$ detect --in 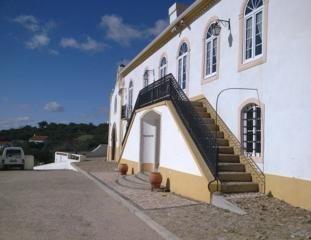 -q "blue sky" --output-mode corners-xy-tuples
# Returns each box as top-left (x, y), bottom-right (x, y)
(0, 0), (193, 130)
